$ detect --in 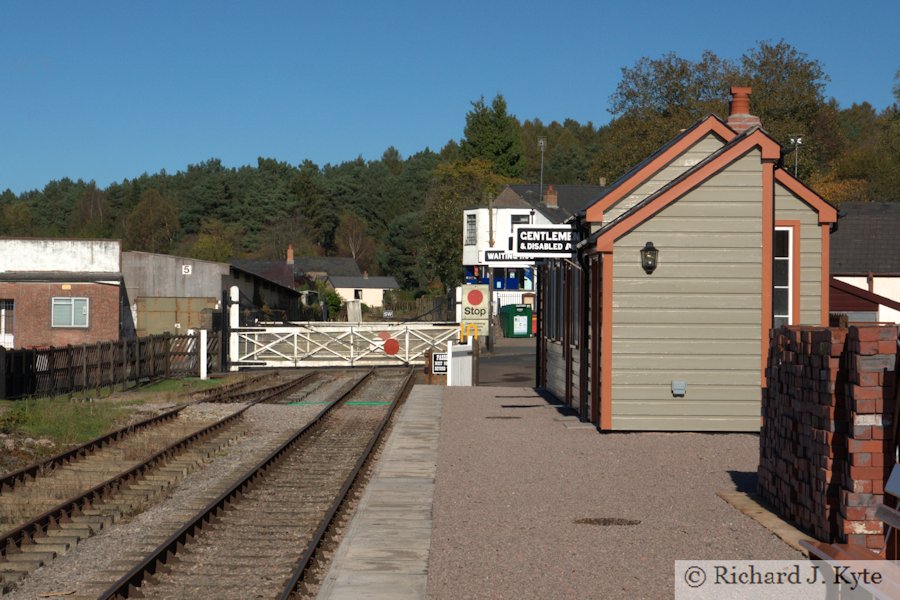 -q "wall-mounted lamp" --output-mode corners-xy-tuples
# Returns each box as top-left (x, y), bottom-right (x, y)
(640, 242), (658, 274)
